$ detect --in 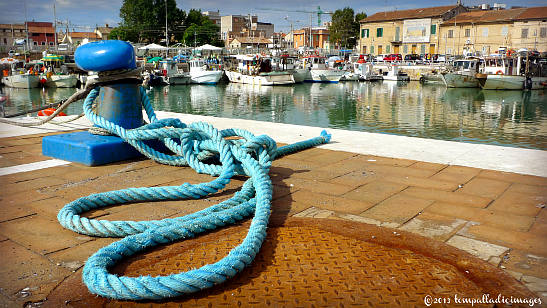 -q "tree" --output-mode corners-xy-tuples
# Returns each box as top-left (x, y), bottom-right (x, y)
(329, 8), (366, 49)
(181, 9), (222, 47)
(117, 0), (185, 43)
